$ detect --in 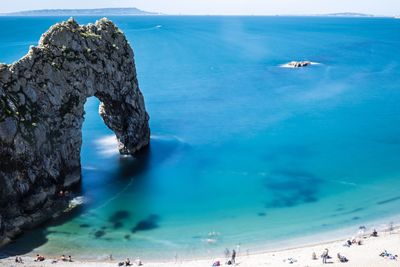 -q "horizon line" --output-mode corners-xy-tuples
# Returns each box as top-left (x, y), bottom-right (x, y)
(0, 7), (397, 17)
